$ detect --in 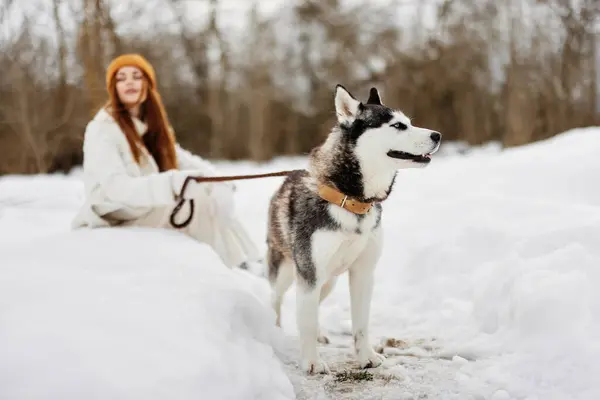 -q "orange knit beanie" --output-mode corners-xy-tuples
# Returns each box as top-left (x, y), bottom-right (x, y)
(105, 53), (157, 92)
